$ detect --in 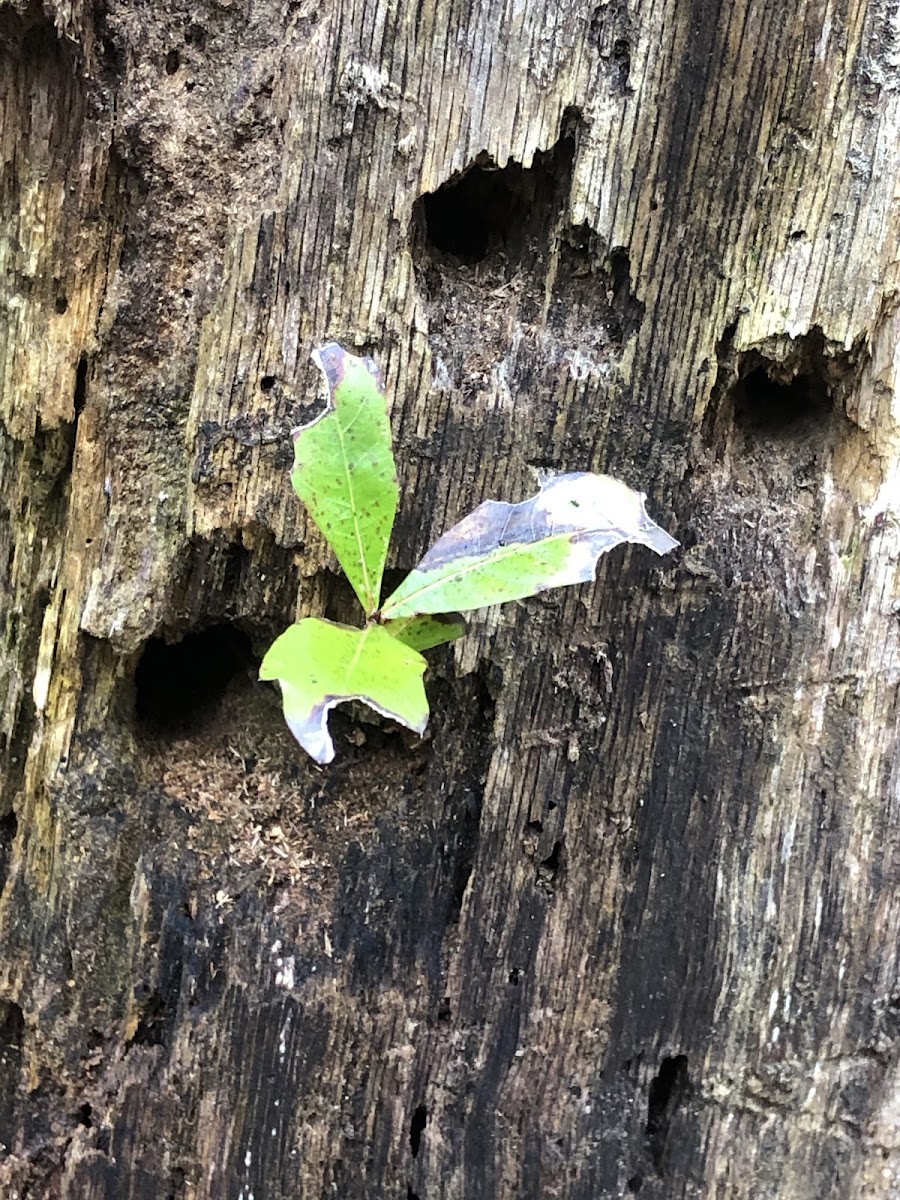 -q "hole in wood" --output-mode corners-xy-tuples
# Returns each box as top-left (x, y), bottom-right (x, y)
(0, 1002), (24, 1058)
(413, 130), (576, 266)
(74, 354), (88, 417)
(0, 1001), (25, 1146)
(0, 811), (18, 897)
(541, 840), (562, 872)
(645, 1054), (689, 1174)
(55, 295), (68, 314)
(420, 161), (515, 262)
(409, 1104), (428, 1158)
(732, 365), (830, 436)
(165, 48), (180, 74)
(705, 324), (850, 455)
(612, 38), (632, 89)
(135, 624), (255, 737)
